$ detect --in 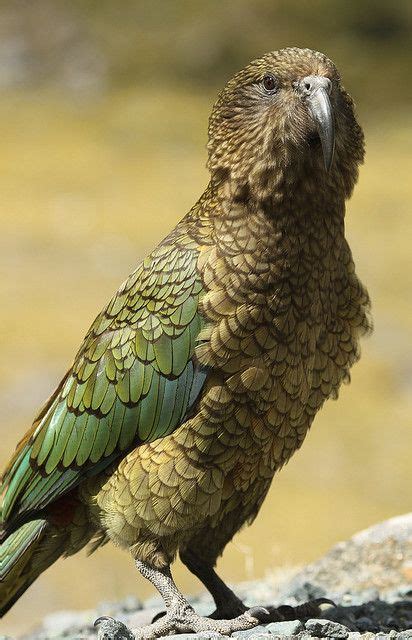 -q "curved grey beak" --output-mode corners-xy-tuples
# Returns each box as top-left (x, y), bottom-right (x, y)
(299, 75), (335, 171)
